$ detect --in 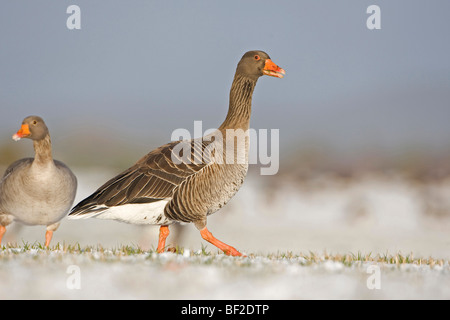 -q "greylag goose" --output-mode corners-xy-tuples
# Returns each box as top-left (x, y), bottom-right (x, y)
(0, 116), (77, 247)
(69, 51), (285, 256)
